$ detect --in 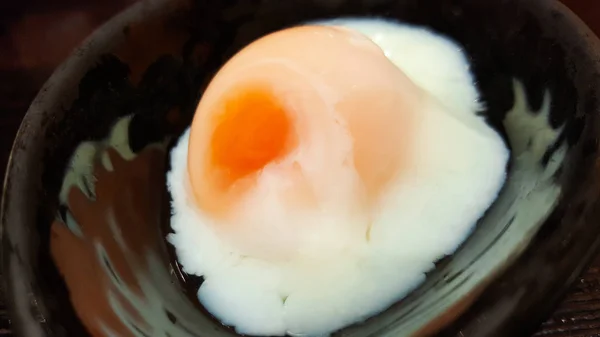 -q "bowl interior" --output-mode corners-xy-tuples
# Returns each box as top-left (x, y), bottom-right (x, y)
(4, 0), (600, 336)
